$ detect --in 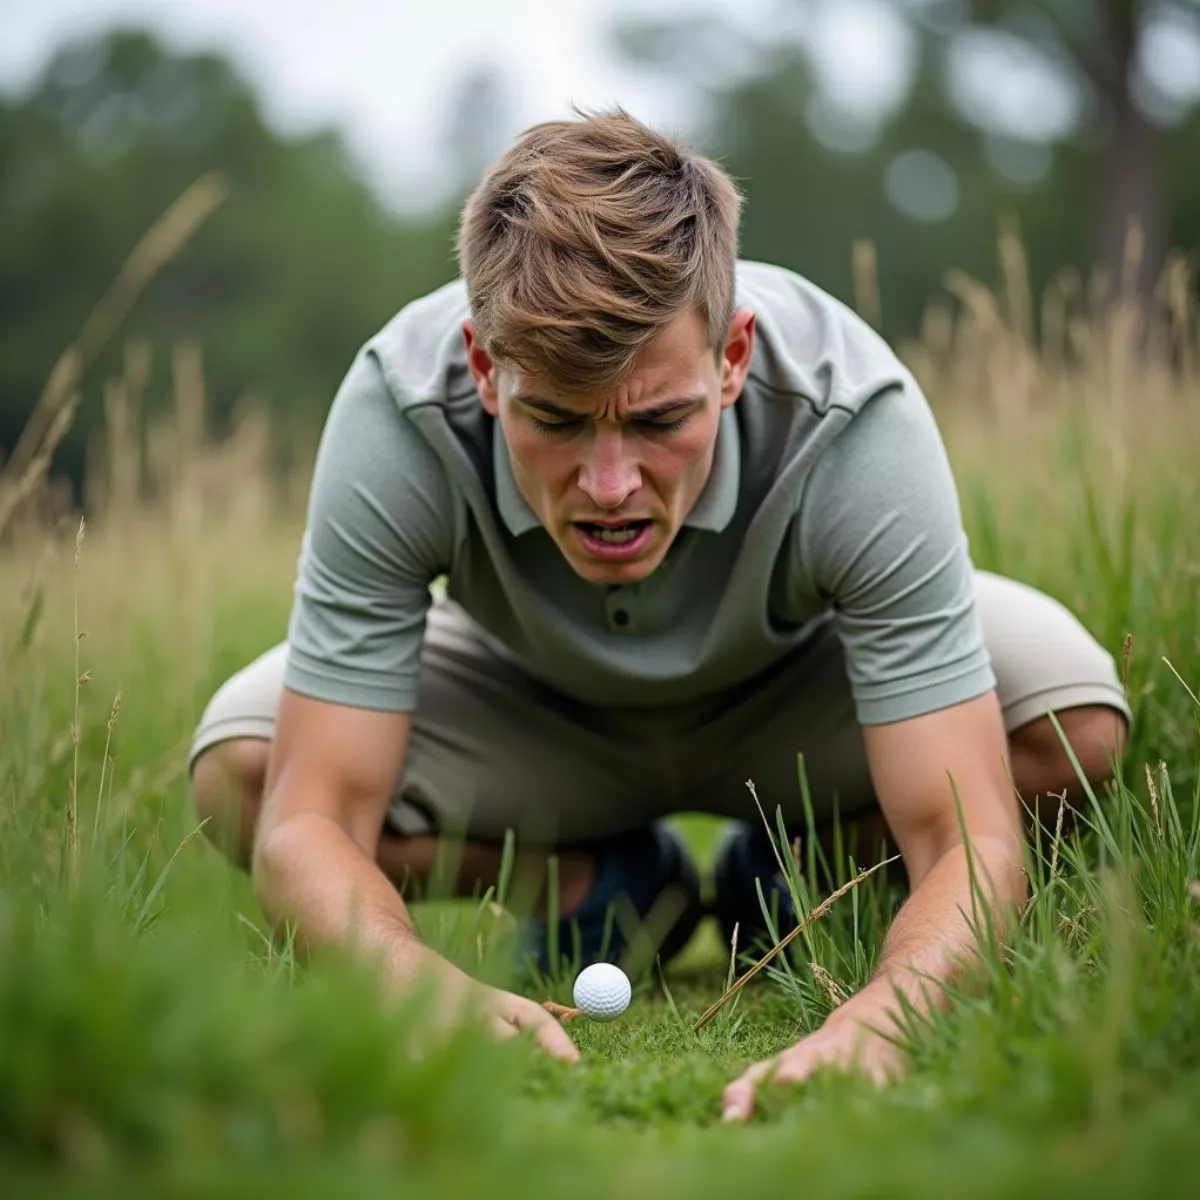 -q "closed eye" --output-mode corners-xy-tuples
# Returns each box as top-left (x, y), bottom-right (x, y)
(530, 417), (584, 435)
(530, 415), (691, 436)
(635, 415), (690, 434)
